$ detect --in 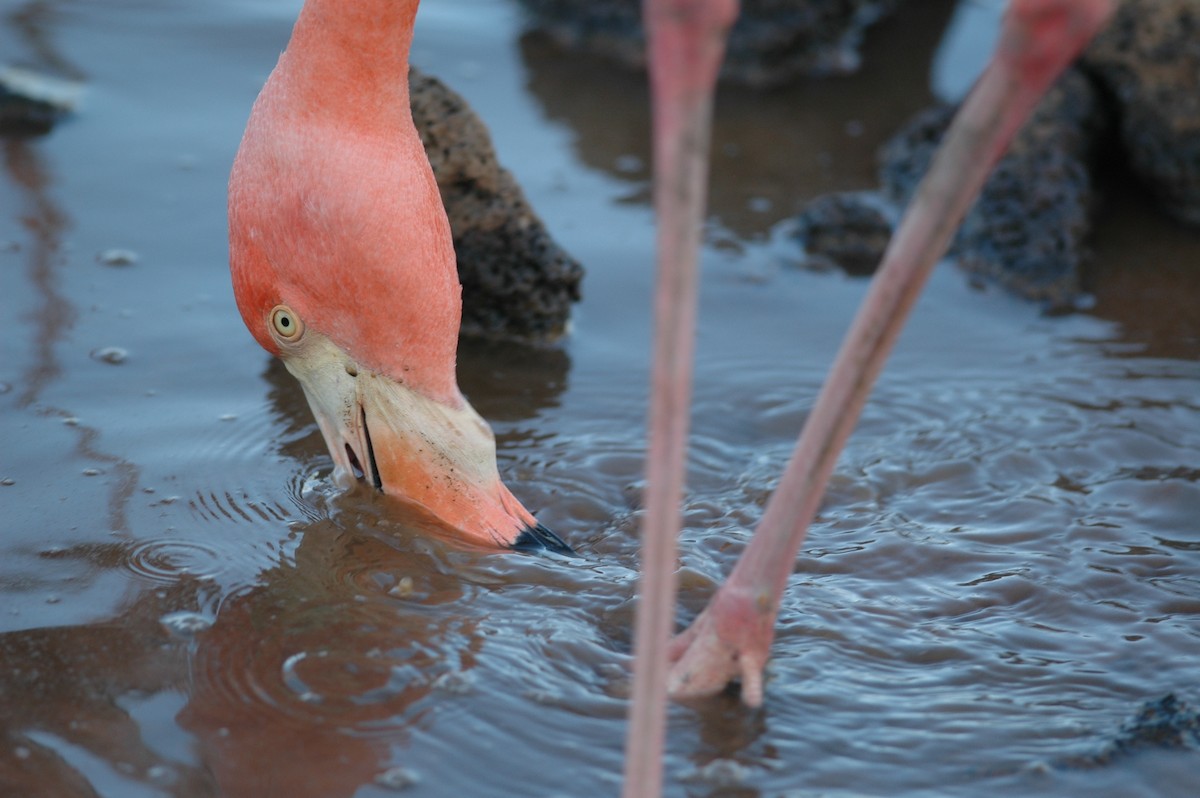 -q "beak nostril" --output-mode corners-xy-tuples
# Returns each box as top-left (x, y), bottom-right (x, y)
(344, 443), (365, 481)
(345, 363), (358, 377)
